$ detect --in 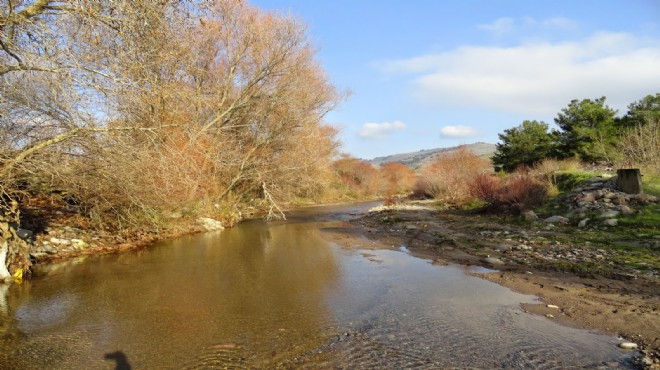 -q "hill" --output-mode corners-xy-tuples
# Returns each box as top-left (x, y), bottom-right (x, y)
(366, 142), (496, 168)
